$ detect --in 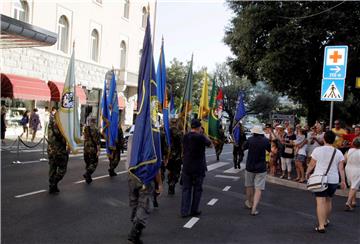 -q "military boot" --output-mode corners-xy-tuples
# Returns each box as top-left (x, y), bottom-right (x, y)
(108, 169), (117, 177)
(83, 172), (92, 184)
(127, 223), (144, 244)
(49, 184), (58, 194)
